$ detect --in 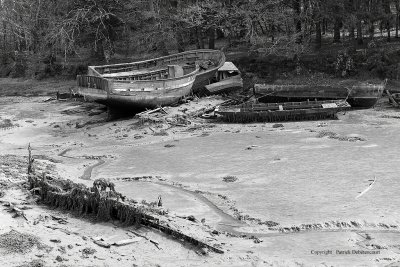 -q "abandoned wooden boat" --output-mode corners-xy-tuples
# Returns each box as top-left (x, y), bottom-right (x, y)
(77, 64), (199, 110)
(86, 49), (225, 92)
(204, 62), (243, 94)
(254, 83), (385, 108)
(214, 100), (351, 123)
